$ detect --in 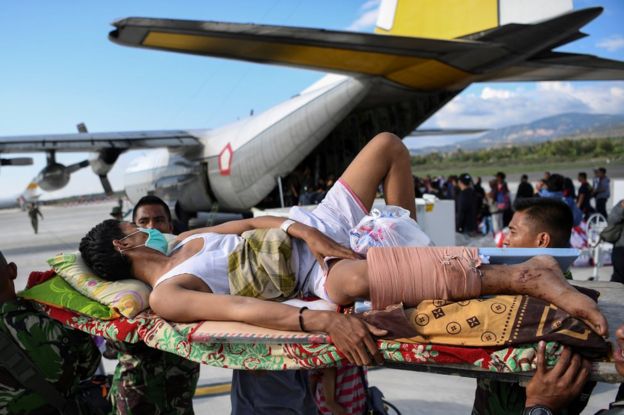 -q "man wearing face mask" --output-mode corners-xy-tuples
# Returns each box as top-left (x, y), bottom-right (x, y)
(106, 195), (200, 415)
(116, 196), (318, 414)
